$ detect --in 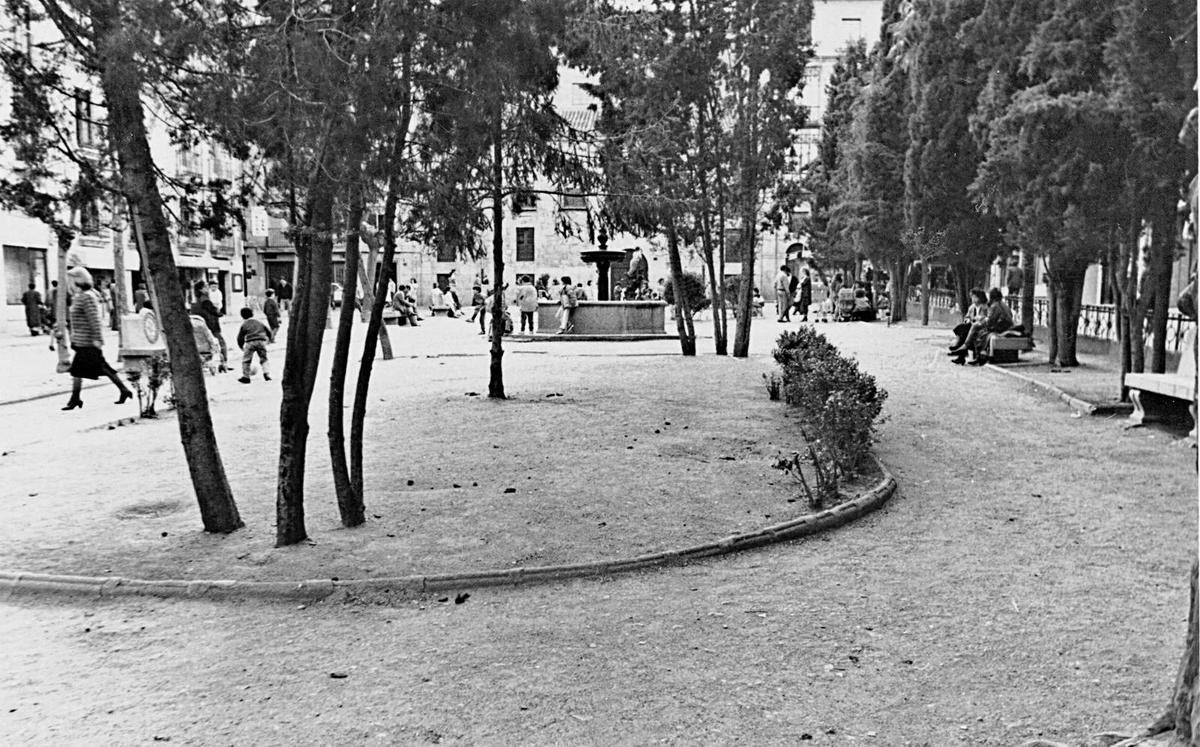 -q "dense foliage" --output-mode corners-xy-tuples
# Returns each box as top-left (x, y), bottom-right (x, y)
(814, 0), (1196, 368)
(772, 328), (887, 506)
